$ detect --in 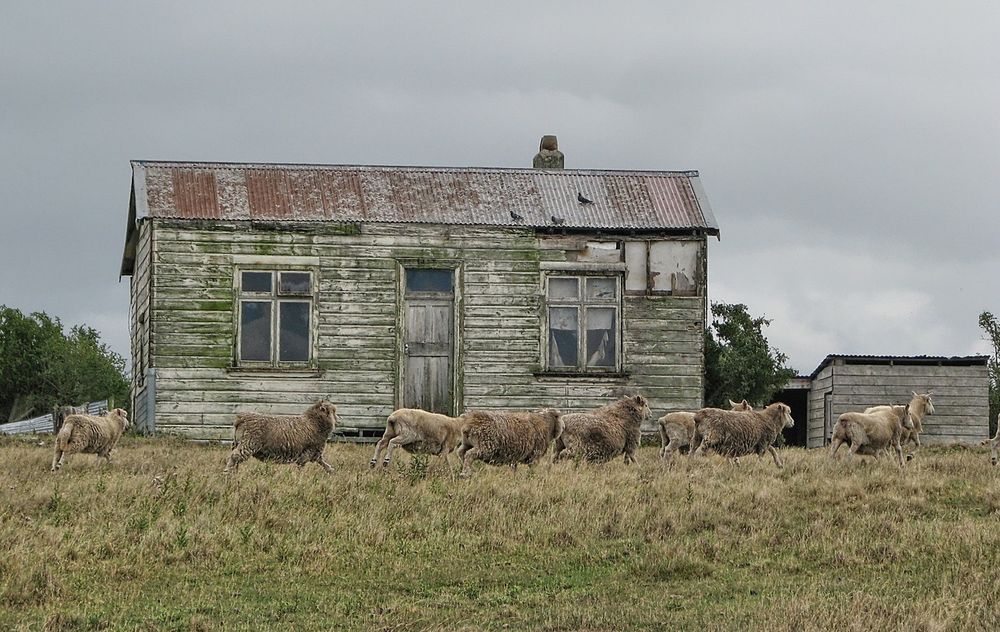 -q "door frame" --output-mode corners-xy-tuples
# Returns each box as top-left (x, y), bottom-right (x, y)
(394, 260), (463, 415)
